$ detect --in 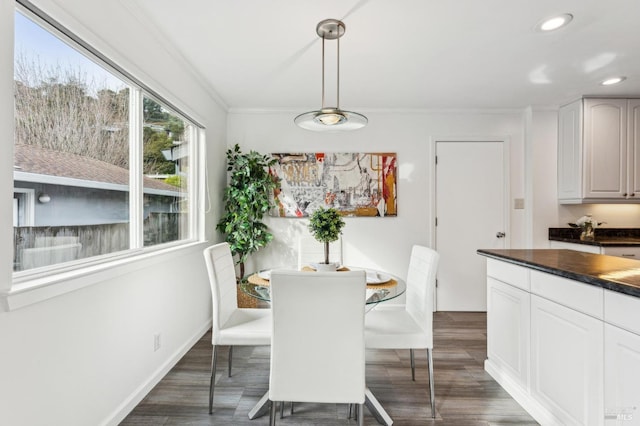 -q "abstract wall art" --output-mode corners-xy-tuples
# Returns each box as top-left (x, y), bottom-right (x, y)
(269, 152), (397, 218)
